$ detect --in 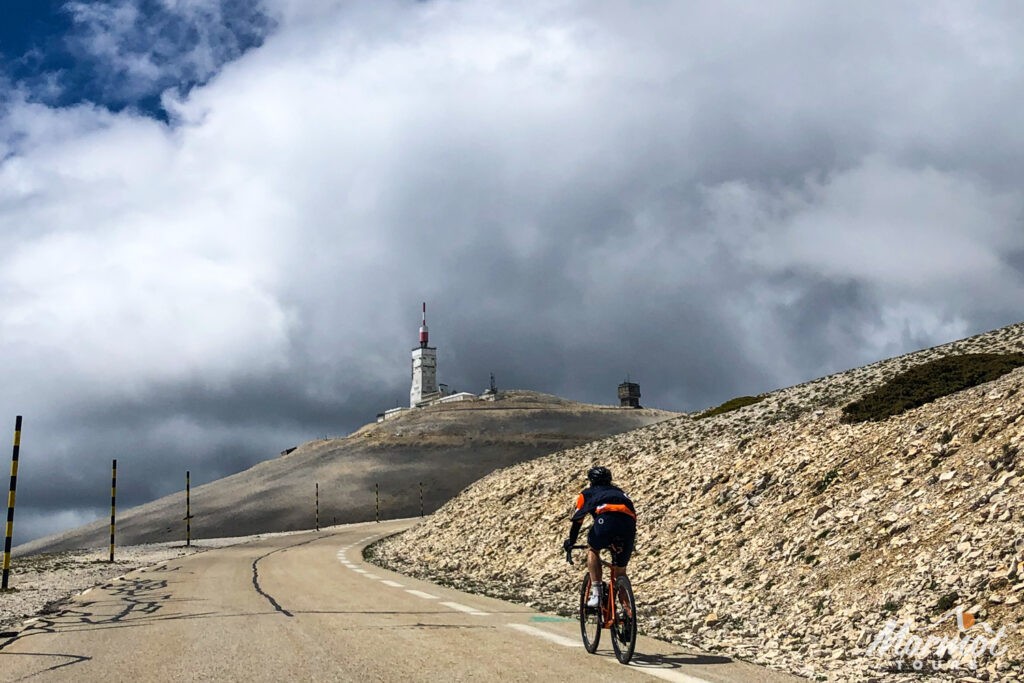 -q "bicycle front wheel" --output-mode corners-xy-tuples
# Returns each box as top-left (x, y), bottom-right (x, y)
(609, 575), (637, 664)
(579, 574), (601, 653)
